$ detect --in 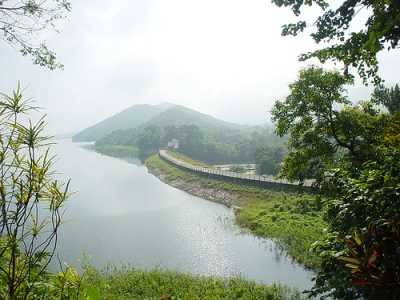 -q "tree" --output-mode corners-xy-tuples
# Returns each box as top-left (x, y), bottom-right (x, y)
(178, 125), (204, 159)
(255, 146), (285, 176)
(136, 125), (163, 160)
(272, 0), (400, 84)
(272, 66), (387, 184)
(0, 0), (71, 69)
(0, 85), (69, 298)
(372, 83), (400, 114)
(273, 67), (400, 298)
